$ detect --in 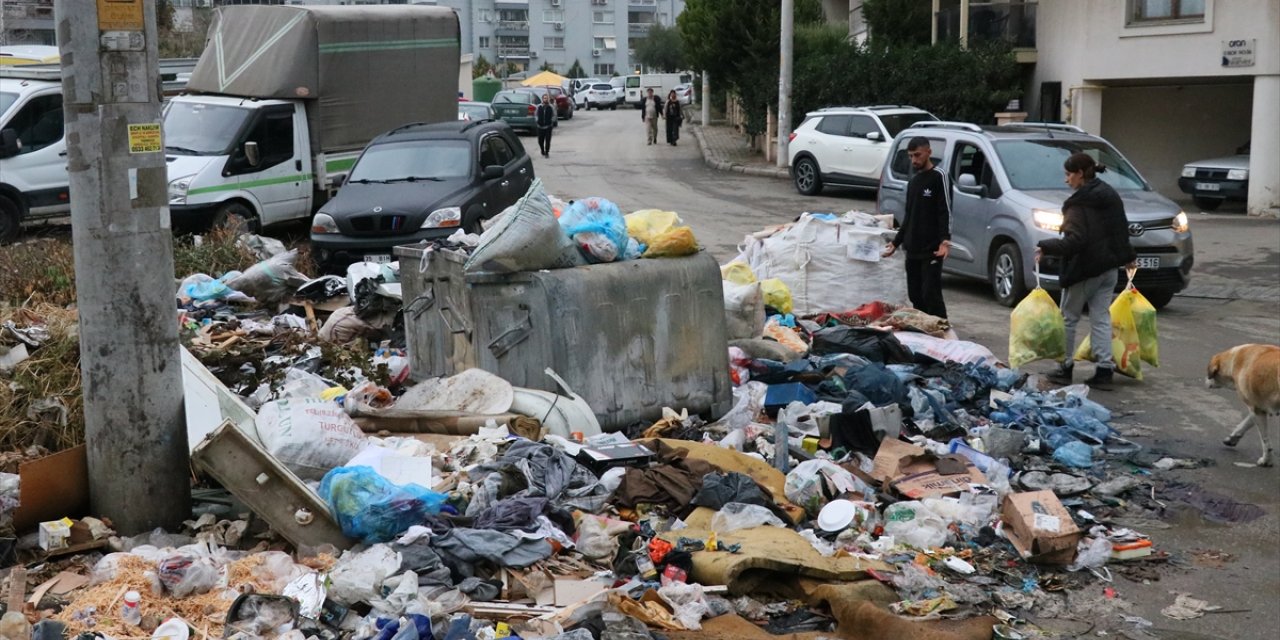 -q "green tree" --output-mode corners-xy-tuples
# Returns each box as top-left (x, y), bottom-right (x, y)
(156, 0), (174, 34)
(473, 54), (493, 78)
(567, 59), (586, 78)
(505, 61), (521, 76)
(539, 61), (557, 72)
(862, 0), (933, 47)
(633, 23), (684, 72)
